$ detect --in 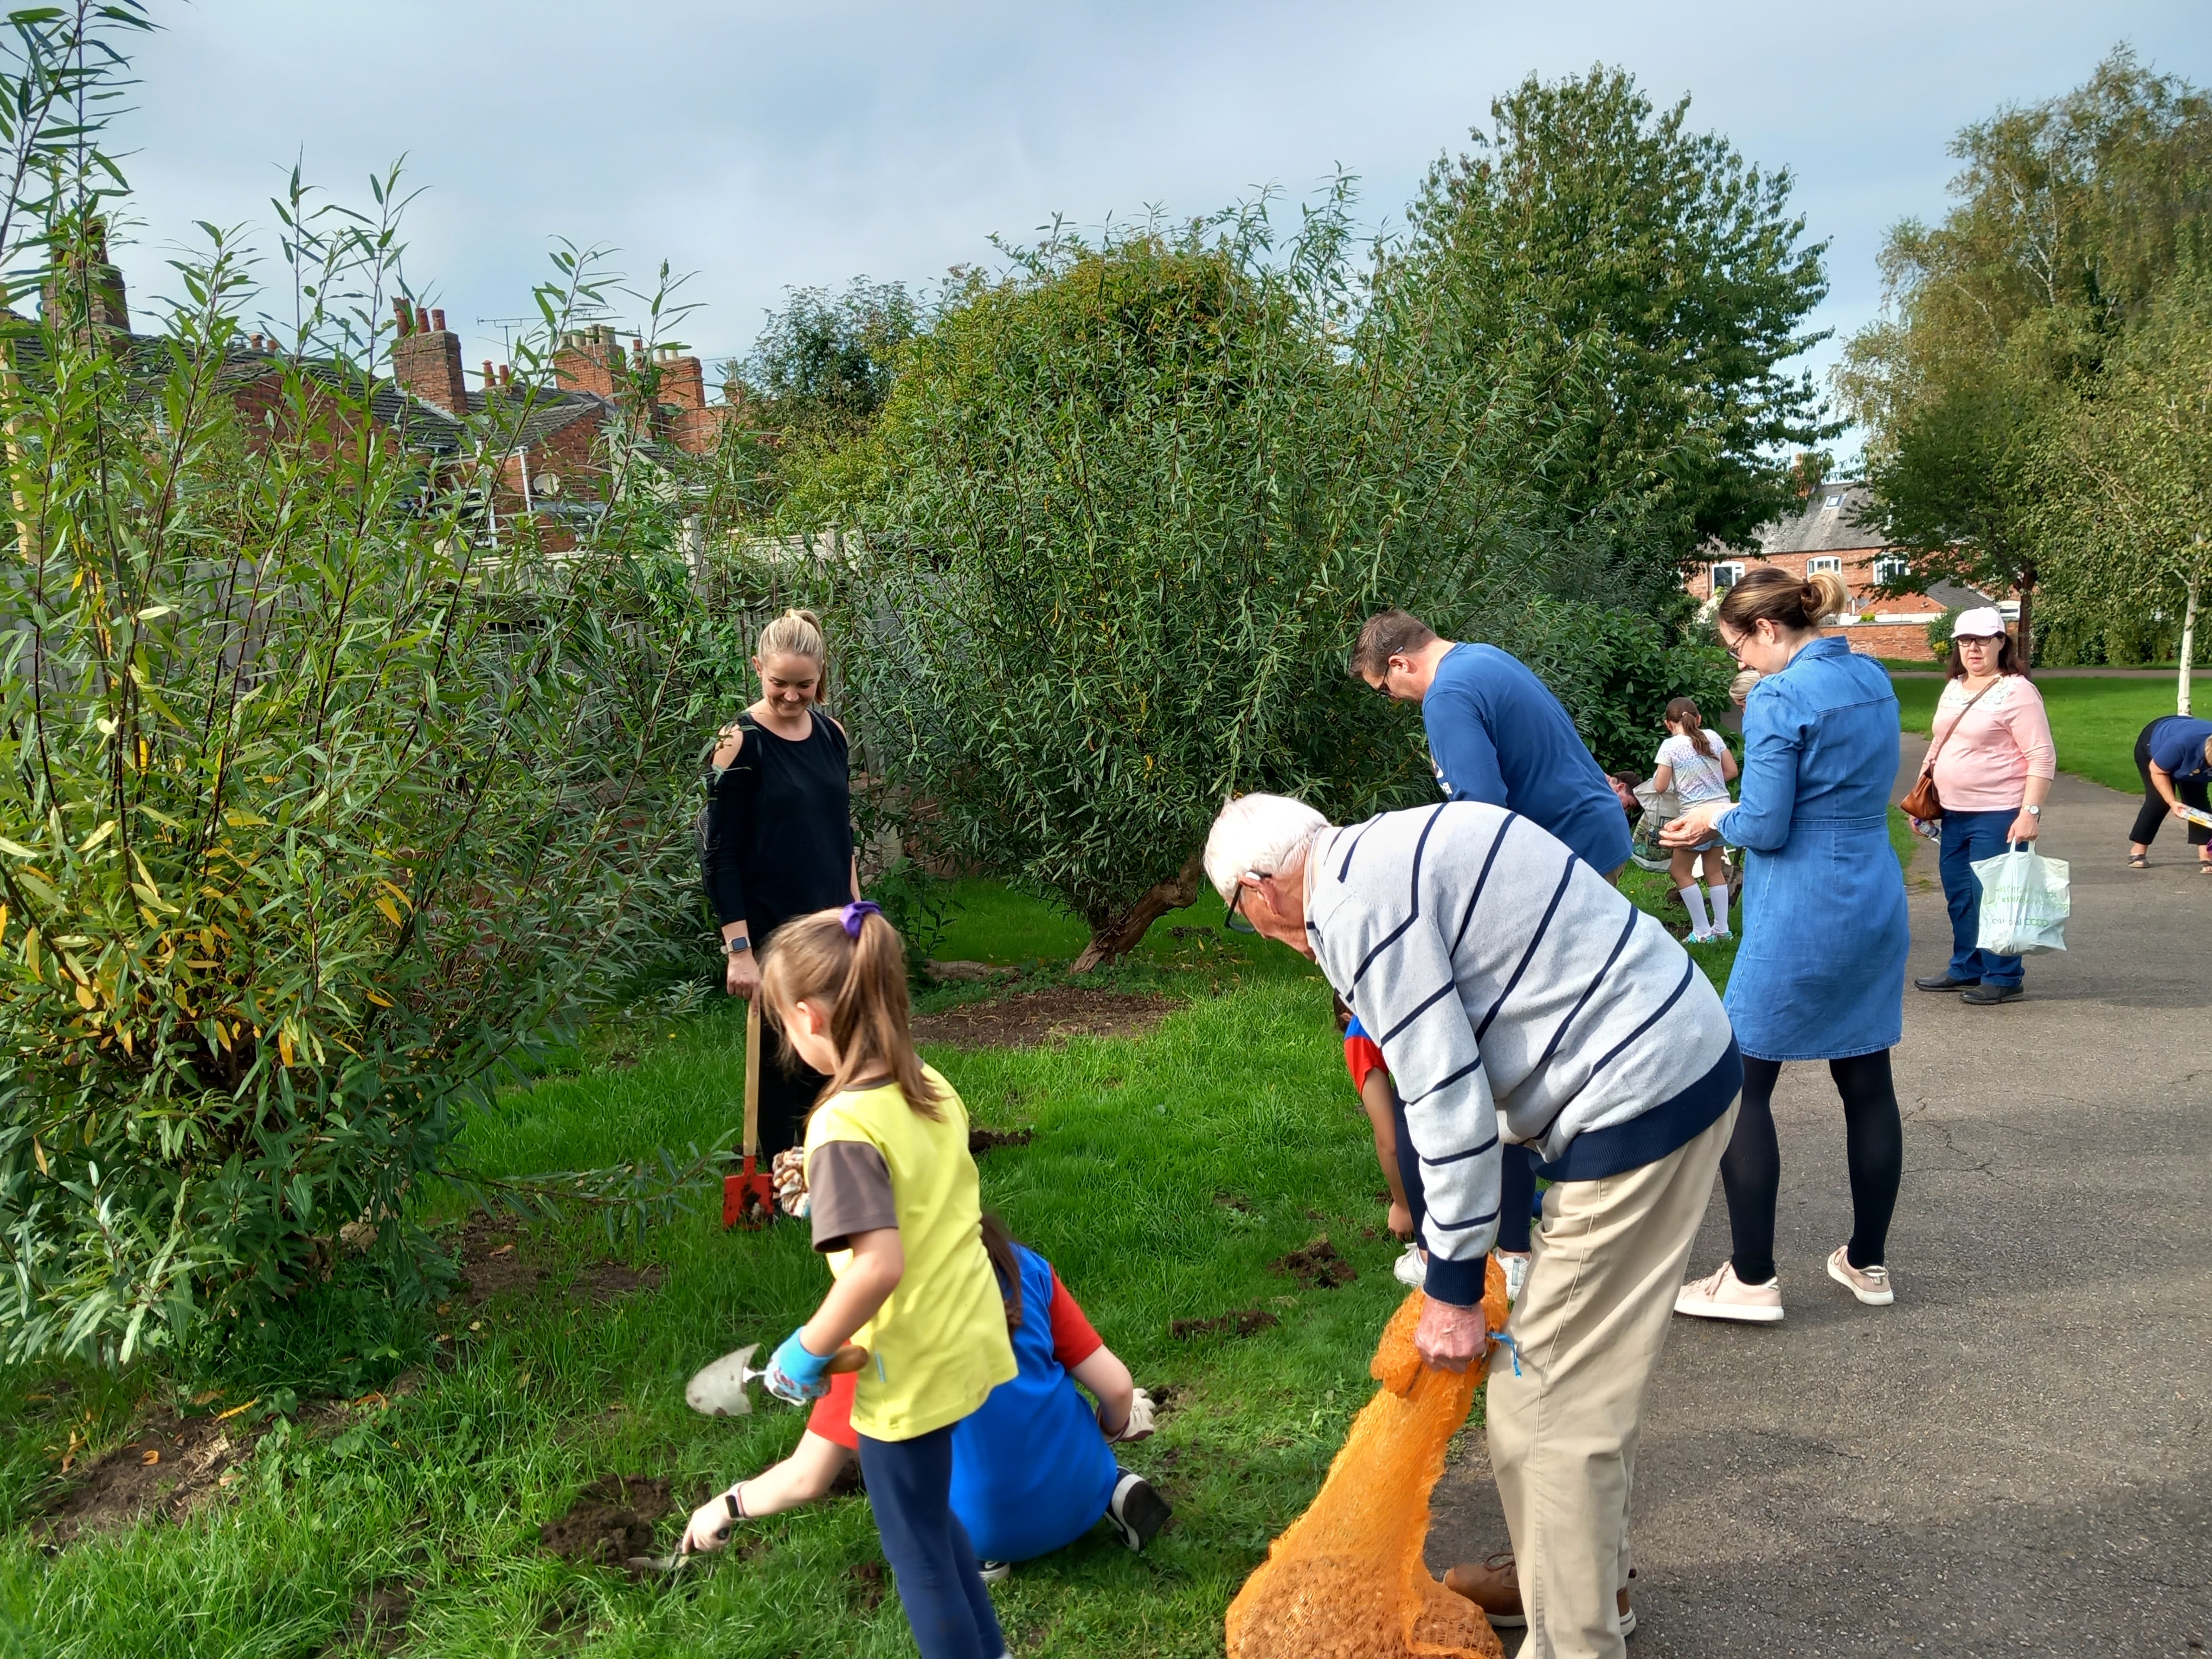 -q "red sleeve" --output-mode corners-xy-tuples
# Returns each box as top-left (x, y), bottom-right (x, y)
(805, 1365), (859, 1451)
(1046, 1270), (1104, 1368)
(1343, 1032), (1386, 1097)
